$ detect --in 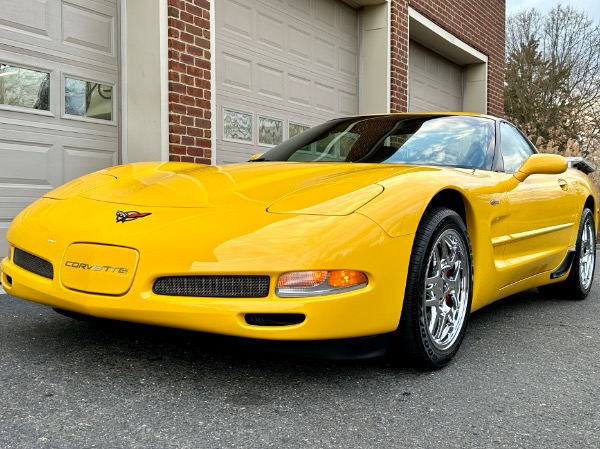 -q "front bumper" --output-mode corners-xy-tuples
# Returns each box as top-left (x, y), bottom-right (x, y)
(2, 198), (415, 342)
